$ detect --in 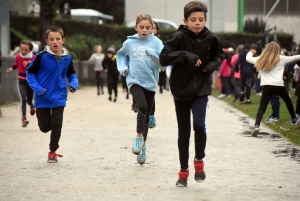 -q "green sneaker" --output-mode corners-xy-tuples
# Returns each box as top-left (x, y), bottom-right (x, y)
(149, 115), (156, 128)
(137, 146), (146, 164)
(132, 136), (144, 155)
(137, 146), (147, 165)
